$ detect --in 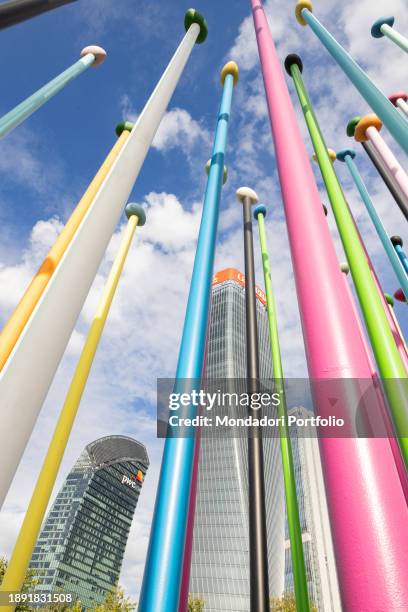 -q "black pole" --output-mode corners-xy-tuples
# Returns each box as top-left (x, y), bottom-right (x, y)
(0, 0), (77, 29)
(362, 140), (408, 221)
(238, 187), (270, 612)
